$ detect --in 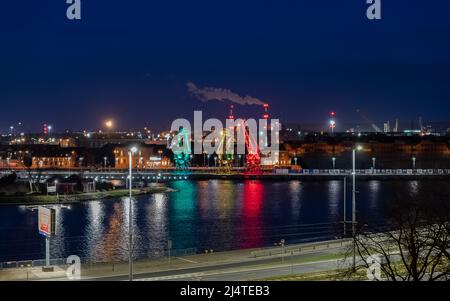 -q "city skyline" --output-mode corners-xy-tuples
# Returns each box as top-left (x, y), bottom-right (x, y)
(1, 1), (450, 286)
(1, 1), (450, 132)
